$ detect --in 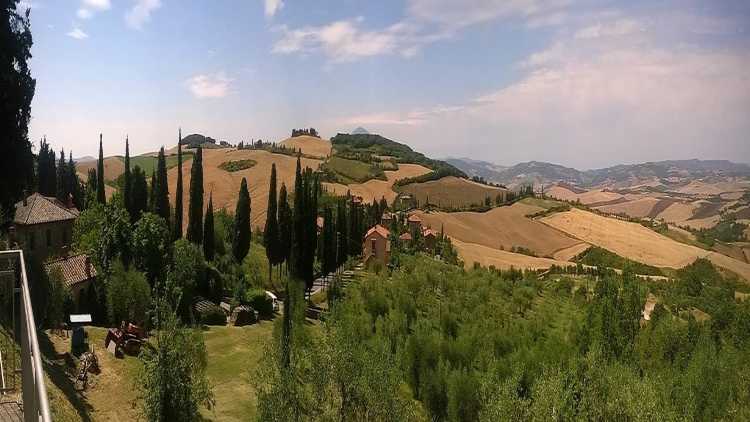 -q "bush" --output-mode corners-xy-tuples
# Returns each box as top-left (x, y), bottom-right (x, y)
(245, 289), (274, 318)
(198, 306), (226, 325)
(107, 260), (152, 325)
(219, 159), (257, 172)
